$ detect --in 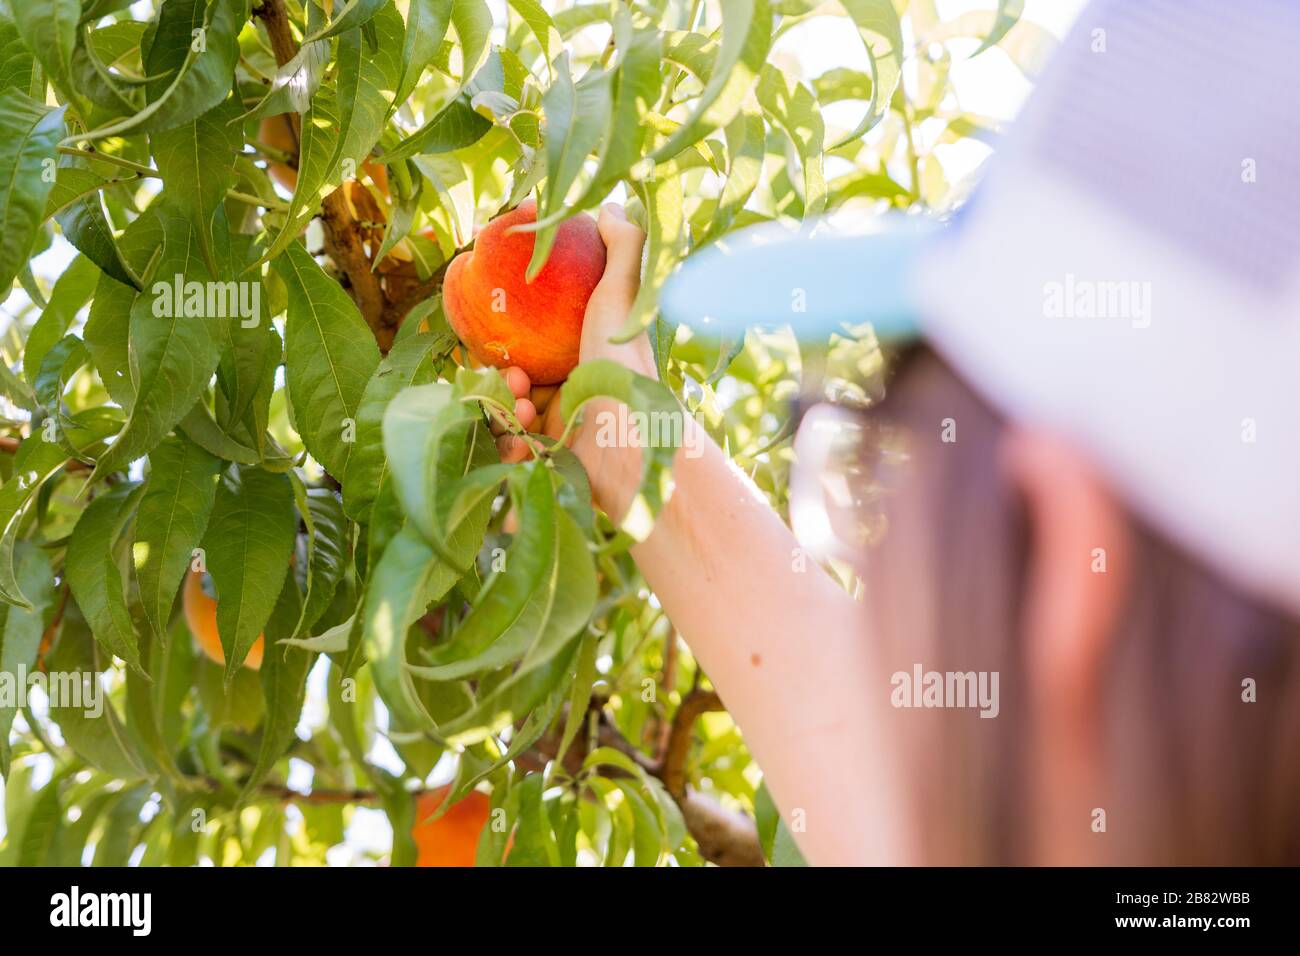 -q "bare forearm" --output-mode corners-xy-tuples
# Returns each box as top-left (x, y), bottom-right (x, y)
(581, 417), (901, 864)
